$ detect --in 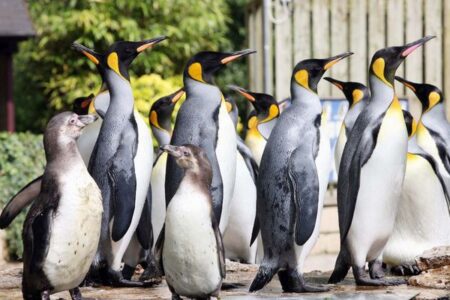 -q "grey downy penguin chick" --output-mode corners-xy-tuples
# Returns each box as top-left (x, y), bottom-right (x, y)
(383, 77), (450, 275)
(72, 37), (166, 287)
(21, 112), (102, 300)
(249, 52), (352, 293)
(156, 144), (225, 299)
(329, 36), (434, 286)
